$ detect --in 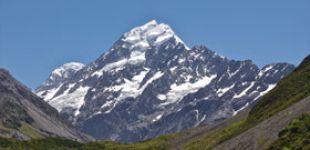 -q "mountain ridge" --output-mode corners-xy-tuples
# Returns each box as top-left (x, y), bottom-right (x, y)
(181, 54), (310, 150)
